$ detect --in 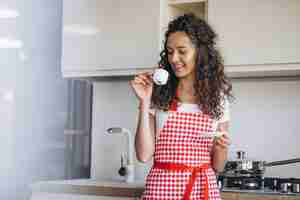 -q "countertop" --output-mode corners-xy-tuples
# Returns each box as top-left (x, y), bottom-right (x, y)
(31, 179), (145, 198)
(31, 179), (300, 199)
